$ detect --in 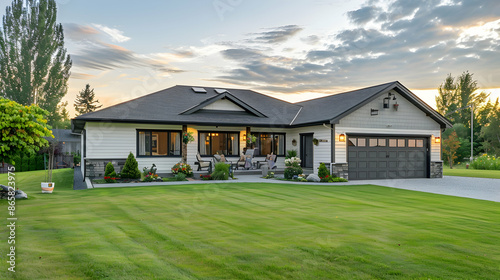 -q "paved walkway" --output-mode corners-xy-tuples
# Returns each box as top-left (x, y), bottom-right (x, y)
(89, 175), (500, 202)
